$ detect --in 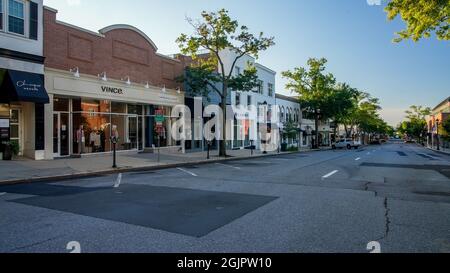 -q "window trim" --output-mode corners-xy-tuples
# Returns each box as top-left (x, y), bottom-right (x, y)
(7, 0), (26, 37)
(0, 0), (4, 31)
(257, 80), (264, 94)
(268, 82), (274, 97)
(29, 0), (37, 40)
